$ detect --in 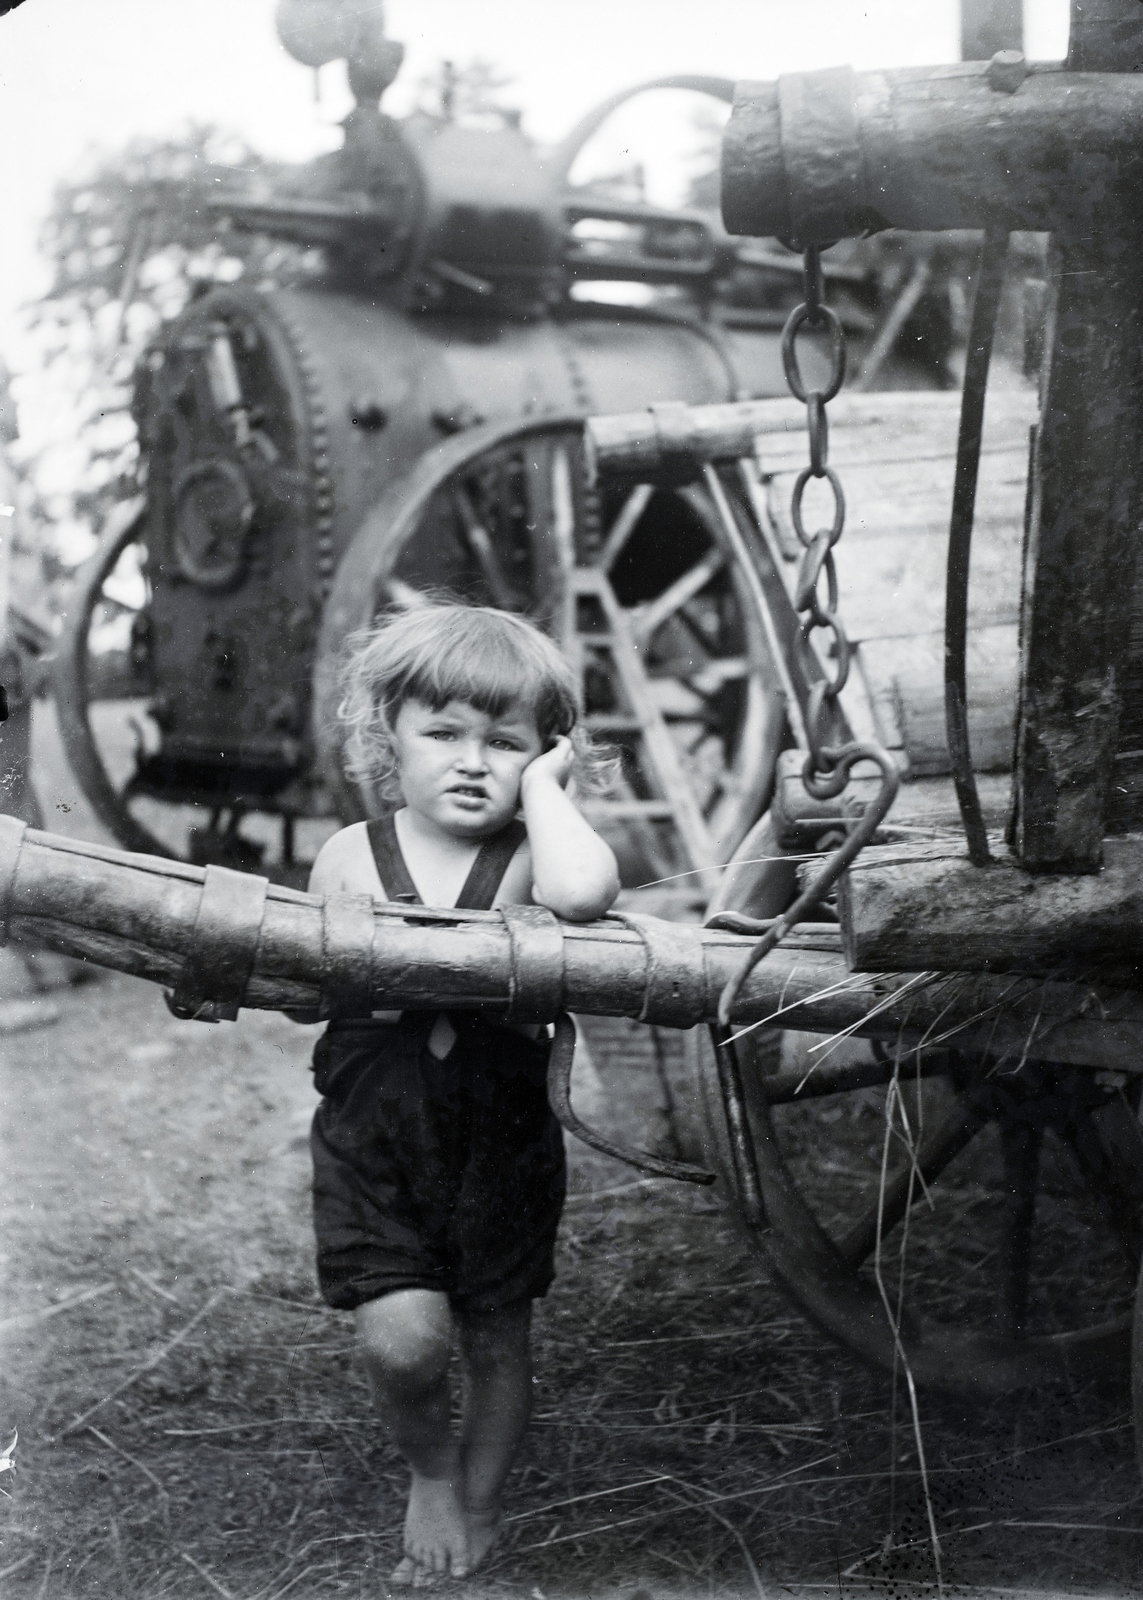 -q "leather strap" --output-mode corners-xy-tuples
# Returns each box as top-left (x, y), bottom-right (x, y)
(499, 902), (565, 1022)
(0, 815), (27, 947)
(456, 819), (527, 910)
(322, 891), (376, 1019)
(609, 911), (709, 1027)
(367, 814), (420, 902)
(169, 864), (268, 1021)
(367, 813), (526, 912)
